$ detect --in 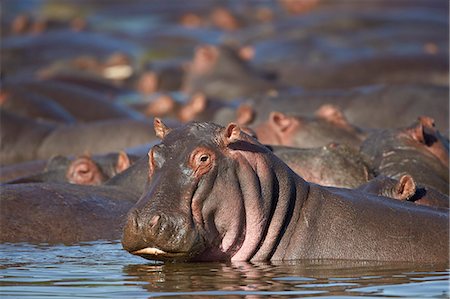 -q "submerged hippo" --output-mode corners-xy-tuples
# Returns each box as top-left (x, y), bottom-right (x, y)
(252, 105), (366, 149)
(122, 119), (448, 263)
(360, 116), (449, 195)
(357, 174), (449, 209)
